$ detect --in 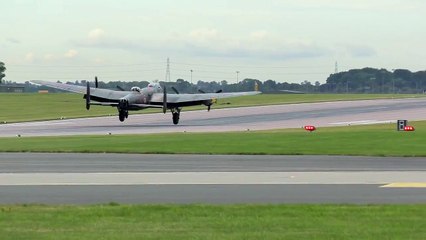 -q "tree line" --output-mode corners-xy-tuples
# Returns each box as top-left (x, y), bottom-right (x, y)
(1, 61), (426, 94)
(324, 68), (426, 94)
(39, 68), (425, 94)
